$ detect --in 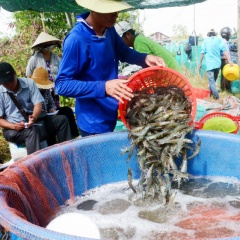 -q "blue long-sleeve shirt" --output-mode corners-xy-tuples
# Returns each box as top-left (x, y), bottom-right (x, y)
(56, 13), (147, 134)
